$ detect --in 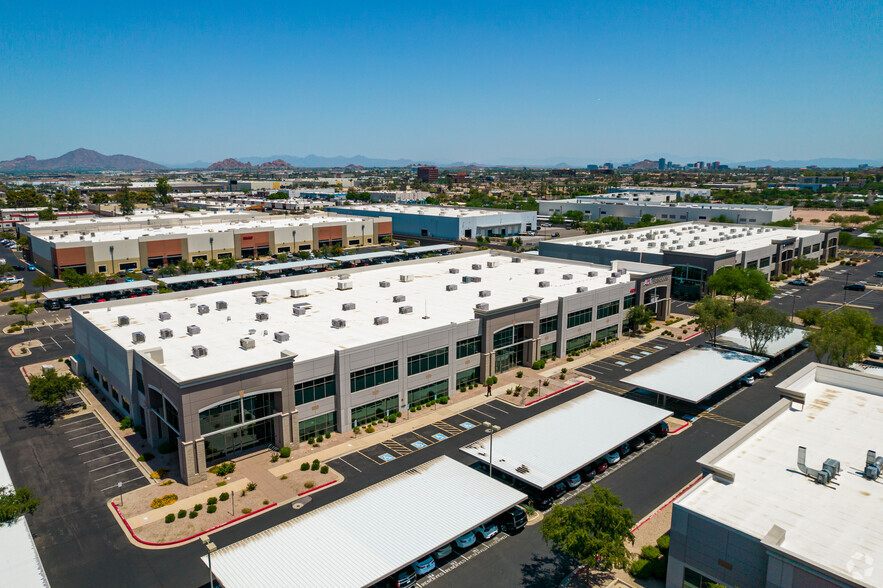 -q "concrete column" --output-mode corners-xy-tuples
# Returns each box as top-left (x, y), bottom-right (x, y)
(480, 351), (494, 380)
(179, 438), (207, 485)
(275, 410), (299, 449)
(524, 338), (539, 365)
